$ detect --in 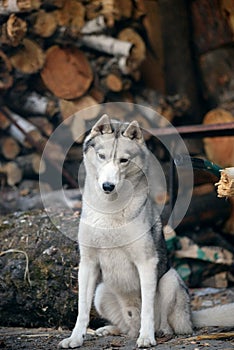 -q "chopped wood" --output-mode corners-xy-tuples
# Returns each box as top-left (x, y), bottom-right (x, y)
(55, 0), (85, 36)
(30, 9), (57, 38)
(0, 161), (22, 186)
(0, 14), (27, 46)
(117, 28), (146, 70)
(203, 108), (234, 167)
(18, 179), (52, 197)
(80, 15), (106, 35)
(9, 38), (45, 74)
(103, 72), (131, 92)
(28, 117), (53, 137)
(0, 0), (41, 15)
(8, 90), (59, 117)
(59, 95), (100, 123)
(216, 167), (234, 197)
(7, 109), (43, 147)
(85, 0), (132, 26)
(81, 34), (133, 57)
(40, 46), (93, 99)
(164, 189), (230, 231)
(114, 0), (133, 20)
(15, 153), (46, 177)
(89, 86), (105, 103)
(86, 0), (104, 21)
(0, 136), (21, 160)
(0, 50), (13, 91)
(41, 0), (65, 8)
(0, 109), (11, 129)
(201, 271), (228, 288)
